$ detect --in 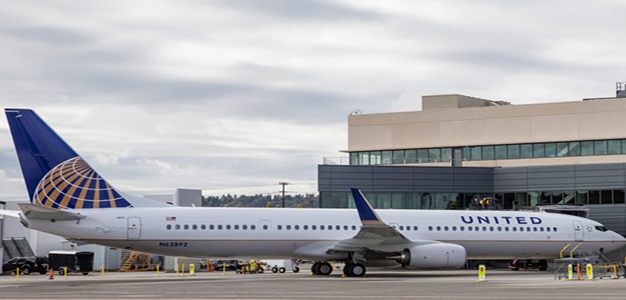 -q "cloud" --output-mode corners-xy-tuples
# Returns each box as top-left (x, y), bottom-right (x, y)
(1, 0), (626, 198)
